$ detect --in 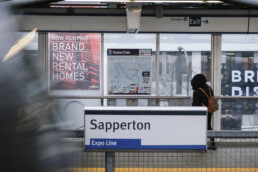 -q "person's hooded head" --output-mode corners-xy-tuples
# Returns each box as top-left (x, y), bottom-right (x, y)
(191, 74), (207, 90)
